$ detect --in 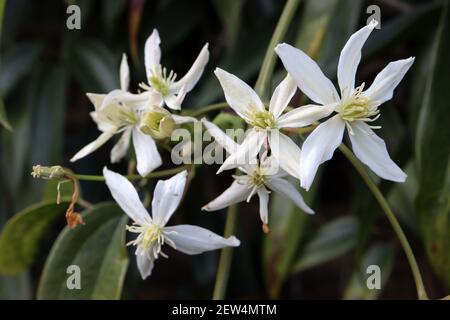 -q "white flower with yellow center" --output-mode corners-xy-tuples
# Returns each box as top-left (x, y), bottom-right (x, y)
(103, 168), (240, 280)
(275, 20), (414, 190)
(70, 54), (196, 177)
(139, 29), (209, 110)
(213, 68), (335, 179)
(201, 120), (313, 232)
